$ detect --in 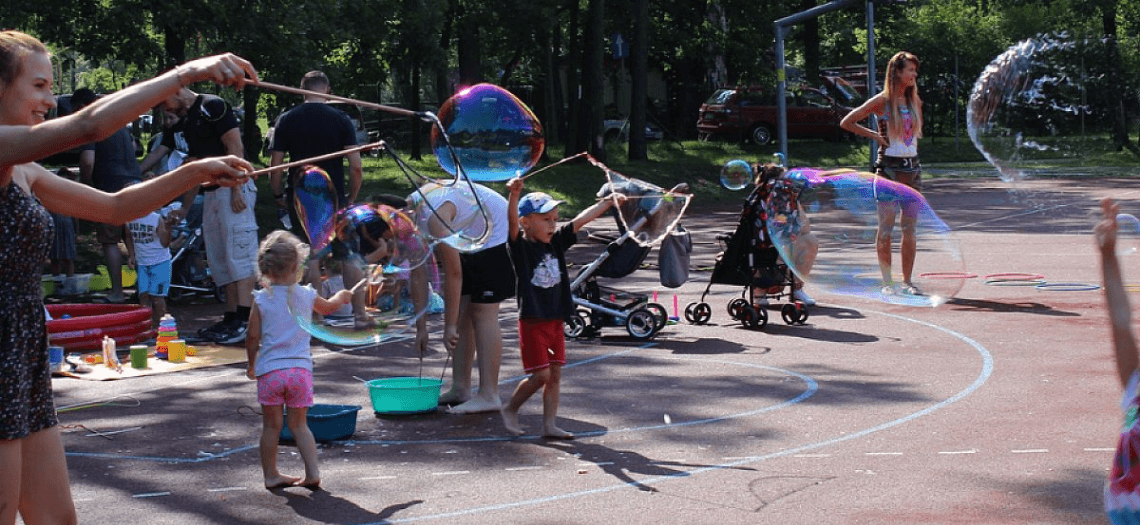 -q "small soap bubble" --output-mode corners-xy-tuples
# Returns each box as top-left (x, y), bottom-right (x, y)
(720, 159), (753, 191)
